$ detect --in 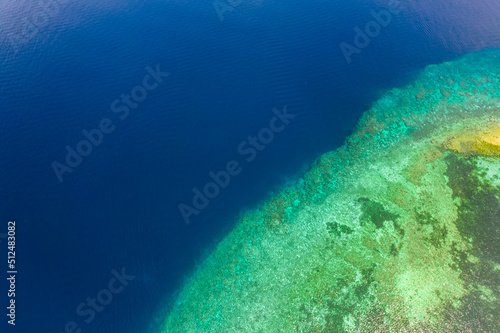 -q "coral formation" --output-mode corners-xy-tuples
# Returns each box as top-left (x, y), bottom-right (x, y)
(161, 50), (500, 332)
